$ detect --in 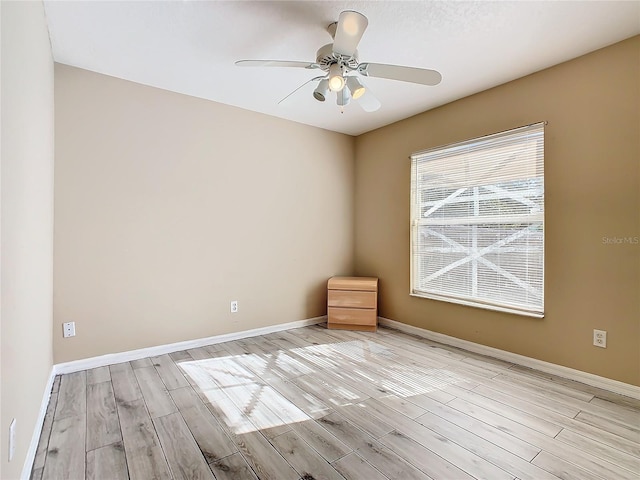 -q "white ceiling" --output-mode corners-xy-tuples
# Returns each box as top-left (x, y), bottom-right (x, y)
(43, 1), (639, 136)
